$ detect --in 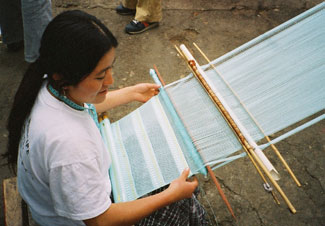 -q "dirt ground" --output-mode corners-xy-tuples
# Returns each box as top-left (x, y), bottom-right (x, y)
(0, 0), (324, 225)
